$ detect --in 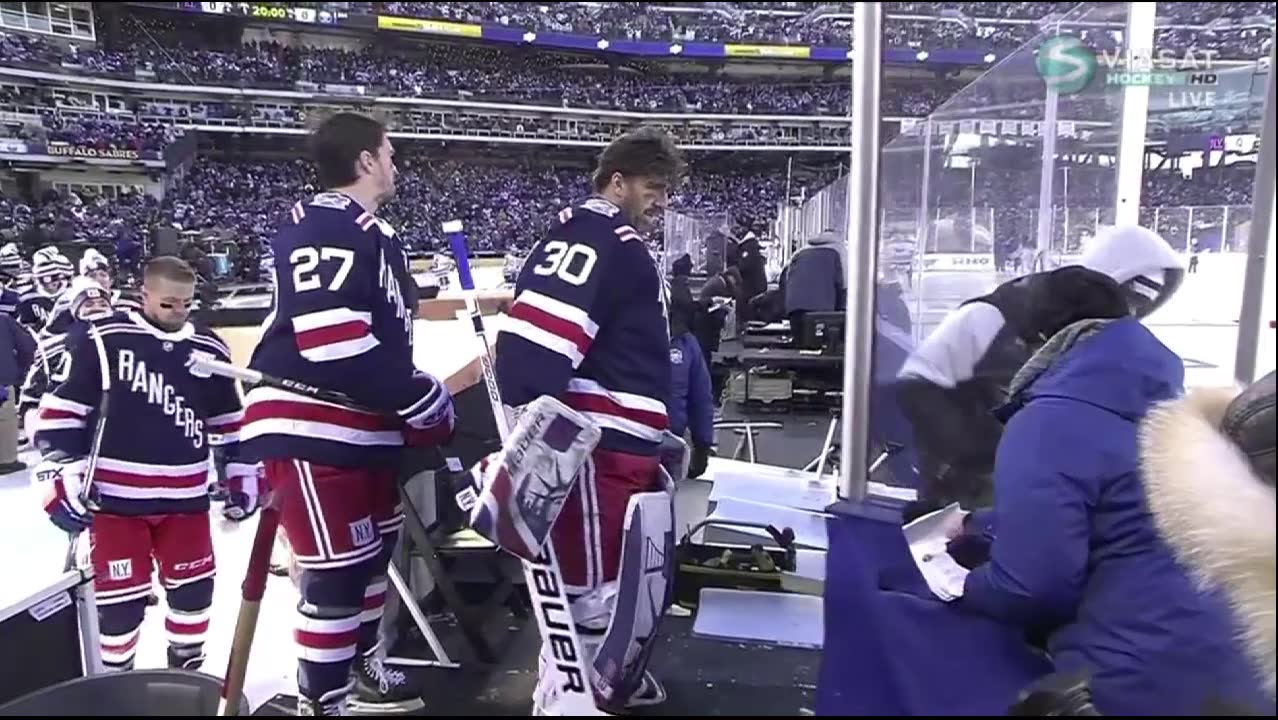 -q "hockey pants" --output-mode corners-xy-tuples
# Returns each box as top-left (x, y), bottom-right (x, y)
(90, 512), (215, 671)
